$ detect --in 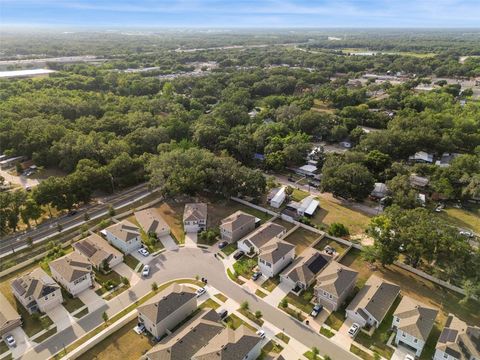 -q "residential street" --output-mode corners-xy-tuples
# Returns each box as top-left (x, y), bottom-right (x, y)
(21, 246), (358, 360)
